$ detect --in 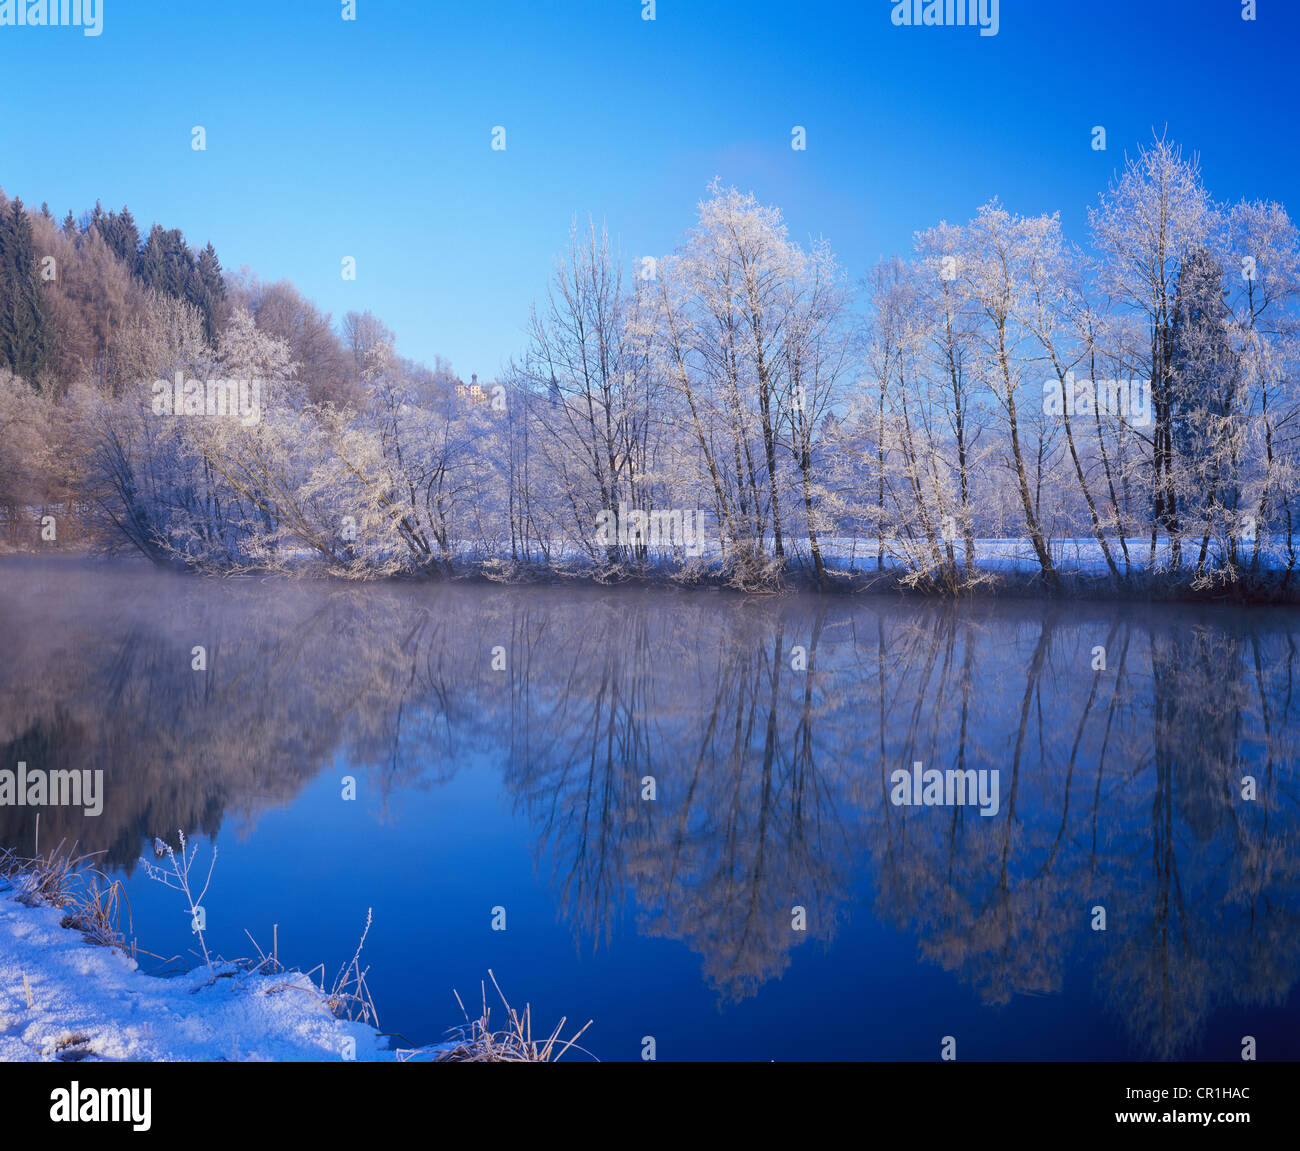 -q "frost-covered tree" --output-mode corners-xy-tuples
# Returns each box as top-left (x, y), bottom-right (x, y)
(1090, 137), (1215, 567)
